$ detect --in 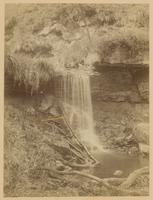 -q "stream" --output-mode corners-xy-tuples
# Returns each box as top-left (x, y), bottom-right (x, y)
(55, 70), (149, 179)
(93, 150), (149, 178)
